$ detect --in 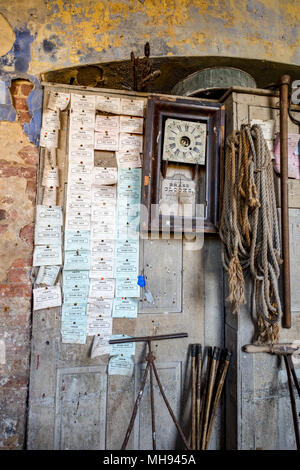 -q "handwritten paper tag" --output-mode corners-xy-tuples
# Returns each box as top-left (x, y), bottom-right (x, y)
(42, 187), (57, 206)
(87, 298), (113, 317)
(64, 250), (90, 271)
(42, 166), (59, 187)
(36, 205), (63, 226)
(92, 167), (118, 185)
(116, 150), (141, 169)
(120, 98), (145, 117)
(34, 224), (62, 245)
(36, 265), (60, 286)
(96, 95), (121, 114)
(89, 278), (115, 299)
(95, 115), (119, 133)
(71, 93), (95, 111)
(33, 285), (62, 310)
(120, 115), (143, 134)
(68, 147), (94, 165)
(94, 130), (119, 151)
(47, 91), (70, 111)
(87, 315), (113, 336)
(112, 297), (138, 318)
(40, 128), (59, 148)
(108, 355), (134, 376)
(42, 109), (60, 129)
(33, 245), (62, 266)
(119, 133), (143, 152)
(91, 334), (111, 357)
